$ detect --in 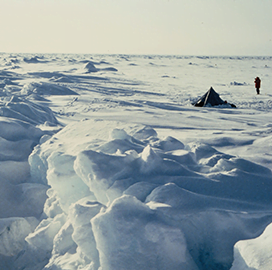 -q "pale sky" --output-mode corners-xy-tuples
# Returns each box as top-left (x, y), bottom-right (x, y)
(0, 0), (272, 55)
